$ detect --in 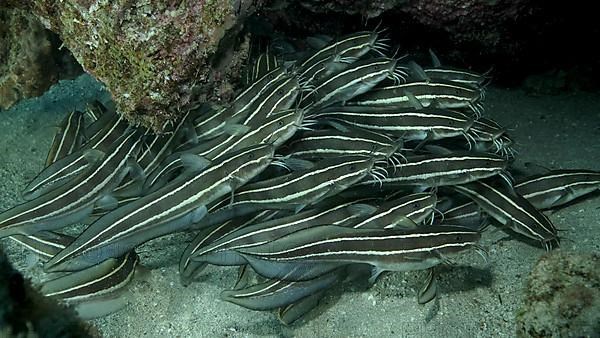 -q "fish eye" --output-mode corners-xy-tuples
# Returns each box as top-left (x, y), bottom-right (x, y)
(413, 202), (421, 208)
(455, 235), (463, 241)
(277, 89), (284, 95)
(248, 153), (255, 159)
(349, 165), (356, 171)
